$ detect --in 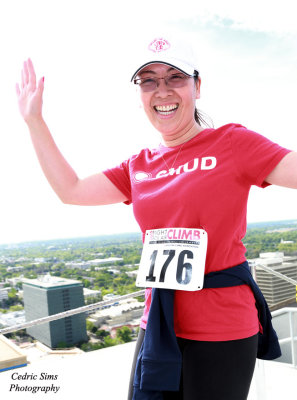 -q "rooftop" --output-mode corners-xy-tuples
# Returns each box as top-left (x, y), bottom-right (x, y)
(0, 335), (27, 373)
(0, 311), (26, 328)
(22, 275), (81, 289)
(0, 340), (296, 399)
